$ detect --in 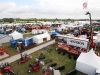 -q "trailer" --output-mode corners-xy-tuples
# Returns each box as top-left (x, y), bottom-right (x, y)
(57, 35), (89, 56)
